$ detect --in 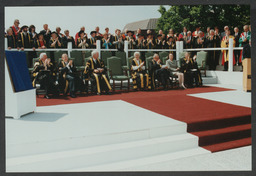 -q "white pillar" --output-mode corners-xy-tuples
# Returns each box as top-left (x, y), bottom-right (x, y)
(5, 37), (8, 50)
(96, 40), (101, 58)
(228, 38), (234, 72)
(124, 40), (129, 62)
(176, 41), (180, 67)
(67, 42), (72, 58)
